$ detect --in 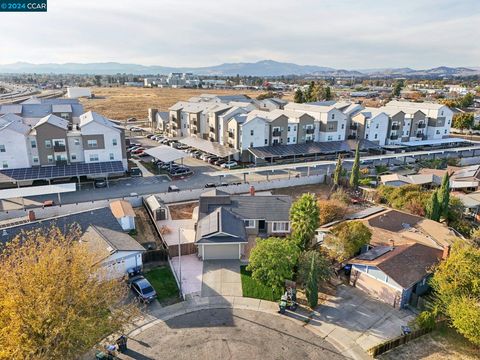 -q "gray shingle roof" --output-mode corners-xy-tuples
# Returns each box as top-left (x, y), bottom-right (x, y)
(196, 207), (247, 244)
(0, 207), (145, 252)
